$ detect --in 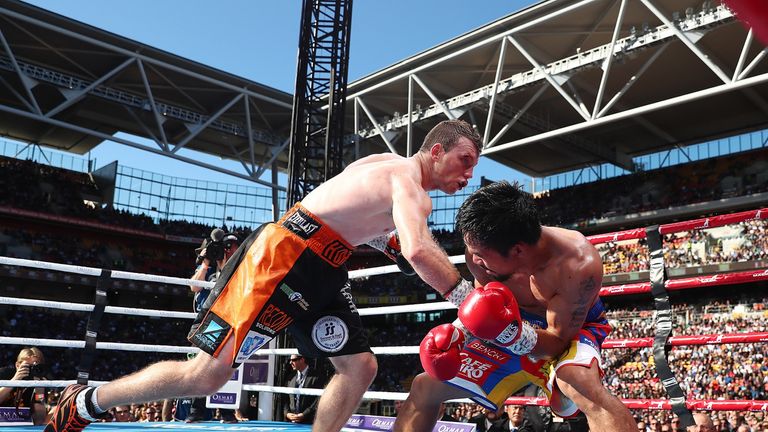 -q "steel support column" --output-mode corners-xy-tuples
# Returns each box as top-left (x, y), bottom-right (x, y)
(287, 0), (353, 206)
